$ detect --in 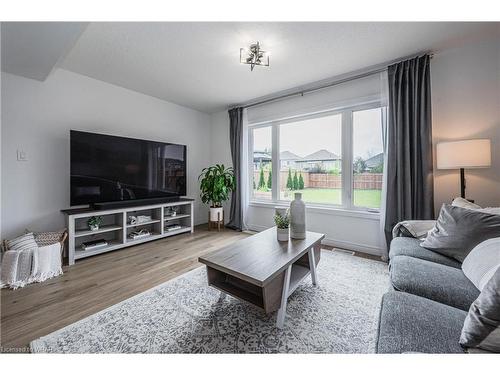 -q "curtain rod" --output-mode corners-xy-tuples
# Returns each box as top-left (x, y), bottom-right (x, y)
(236, 53), (434, 110)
